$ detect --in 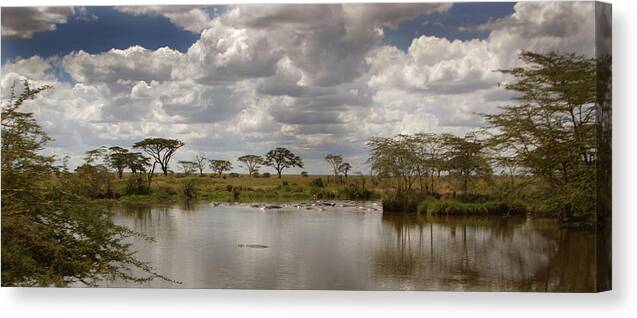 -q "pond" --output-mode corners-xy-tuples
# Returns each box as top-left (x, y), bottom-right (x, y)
(104, 202), (606, 291)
